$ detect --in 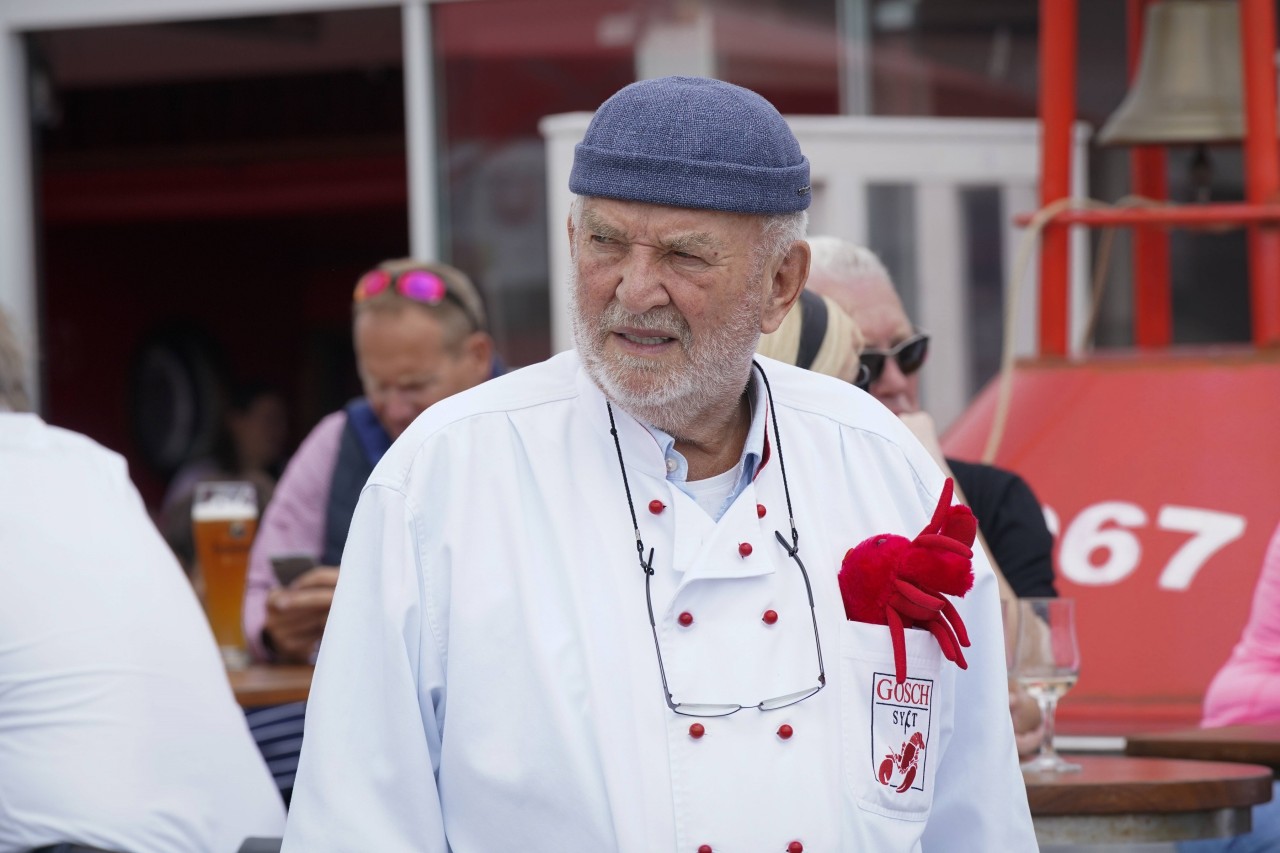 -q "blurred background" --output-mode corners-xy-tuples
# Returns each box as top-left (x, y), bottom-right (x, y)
(0, 0), (1254, 510)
